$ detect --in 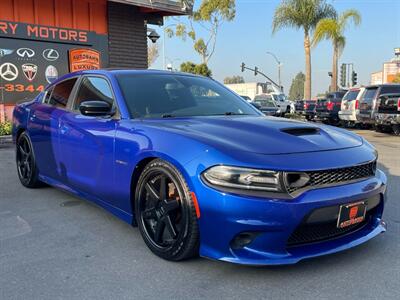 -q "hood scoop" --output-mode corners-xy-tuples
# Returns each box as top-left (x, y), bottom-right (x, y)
(281, 127), (320, 136)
